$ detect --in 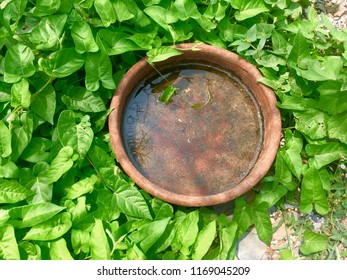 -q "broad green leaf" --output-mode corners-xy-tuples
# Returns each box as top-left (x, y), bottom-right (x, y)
(111, 0), (134, 22)
(218, 222), (238, 260)
(71, 18), (99, 53)
(277, 94), (308, 111)
(0, 158), (19, 179)
(38, 48), (85, 78)
(218, 19), (247, 42)
(0, 209), (10, 225)
(159, 85), (177, 103)
(113, 185), (153, 220)
(0, 178), (34, 204)
(10, 112), (34, 161)
(25, 176), (52, 204)
(251, 202), (272, 245)
(49, 238), (73, 260)
(191, 220), (216, 260)
(280, 248), (294, 260)
(30, 82), (56, 124)
(90, 219), (110, 260)
(66, 196), (89, 224)
(71, 229), (90, 255)
(23, 212), (72, 241)
(151, 199), (174, 220)
(9, 202), (65, 228)
(294, 109), (327, 140)
(96, 29), (141, 55)
(171, 210), (199, 254)
(234, 0), (269, 21)
(296, 57), (344, 81)
(0, 224), (20, 260)
(94, 0), (116, 27)
(146, 46), (183, 64)
(61, 86), (106, 112)
(65, 175), (97, 200)
(271, 30), (291, 55)
(144, 6), (179, 30)
(254, 183), (288, 207)
(29, 15), (67, 49)
(33, 0), (61, 16)
(4, 44), (36, 83)
(328, 111), (347, 144)
(204, 1), (228, 21)
(85, 52), (116, 91)
(315, 81), (347, 115)
(288, 32), (309, 65)
(232, 198), (253, 239)
(87, 143), (133, 191)
(56, 110), (94, 158)
(274, 151), (293, 187)
(96, 190), (120, 222)
(128, 218), (170, 253)
(47, 146), (75, 184)
(18, 241), (42, 260)
(11, 78), (31, 108)
(300, 231), (328, 255)
(21, 137), (51, 163)
(306, 143), (347, 169)
(0, 121), (11, 158)
(300, 166), (329, 215)
(173, 0), (200, 21)
(281, 131), (303, 179)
